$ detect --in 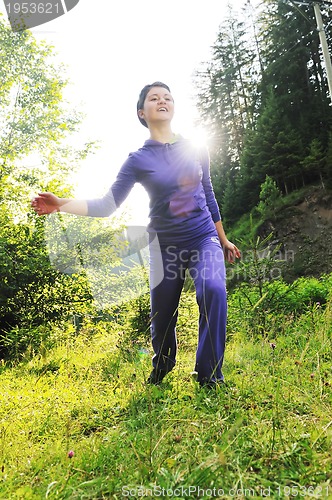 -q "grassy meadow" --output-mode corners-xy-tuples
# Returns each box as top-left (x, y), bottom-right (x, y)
(1, 276), (332, 499)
